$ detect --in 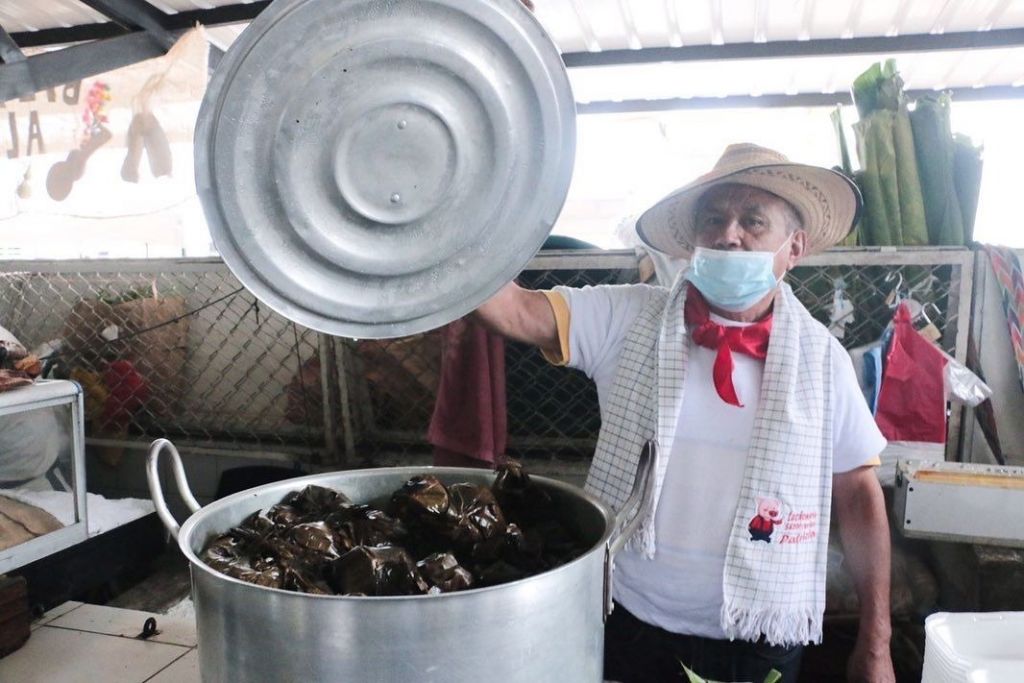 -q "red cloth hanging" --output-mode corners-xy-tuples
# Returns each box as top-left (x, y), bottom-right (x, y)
(427, 317), (507, 468)
(874, 303), (949, 443)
